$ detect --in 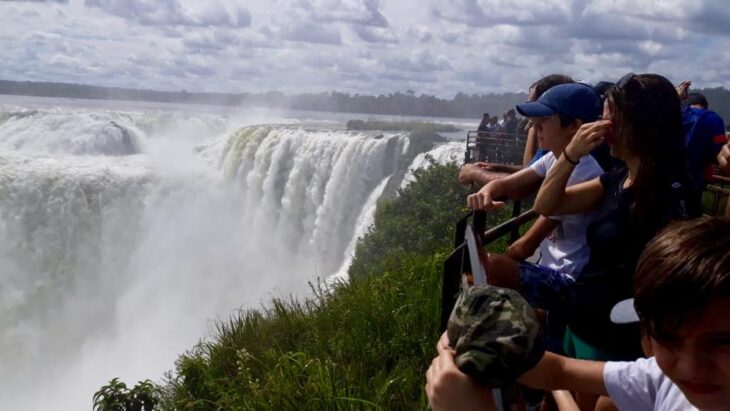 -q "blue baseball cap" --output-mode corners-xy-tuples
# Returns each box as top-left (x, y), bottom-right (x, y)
(516, 83), (601, 123)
